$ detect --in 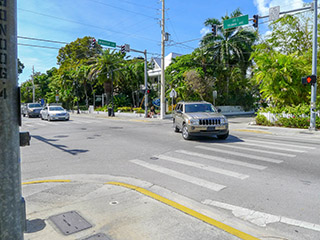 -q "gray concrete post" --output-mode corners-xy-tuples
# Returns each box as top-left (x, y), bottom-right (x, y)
(0, 0), (25, 239)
